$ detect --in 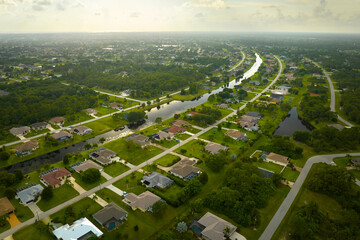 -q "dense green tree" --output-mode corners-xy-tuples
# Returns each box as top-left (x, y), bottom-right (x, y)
(81, 168), (101, 183)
